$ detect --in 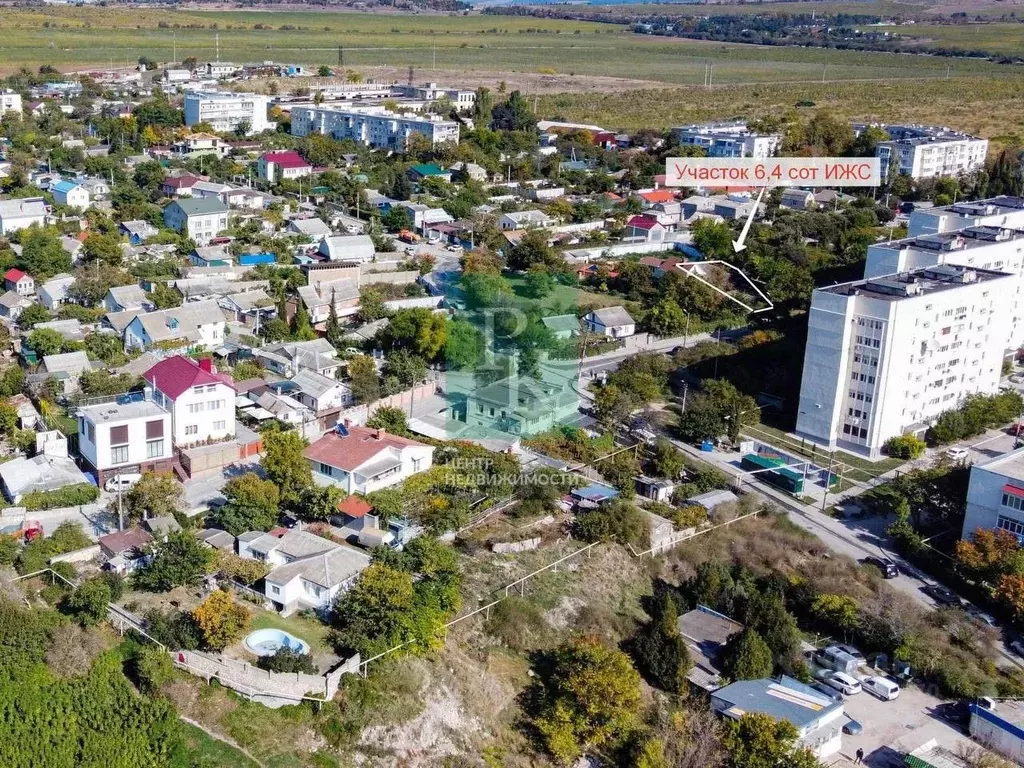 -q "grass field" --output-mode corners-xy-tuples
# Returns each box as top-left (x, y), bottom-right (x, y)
(0, 6), (1011, 86)
(876, 21), (1024, 54)
(179, 720), (261, 768)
